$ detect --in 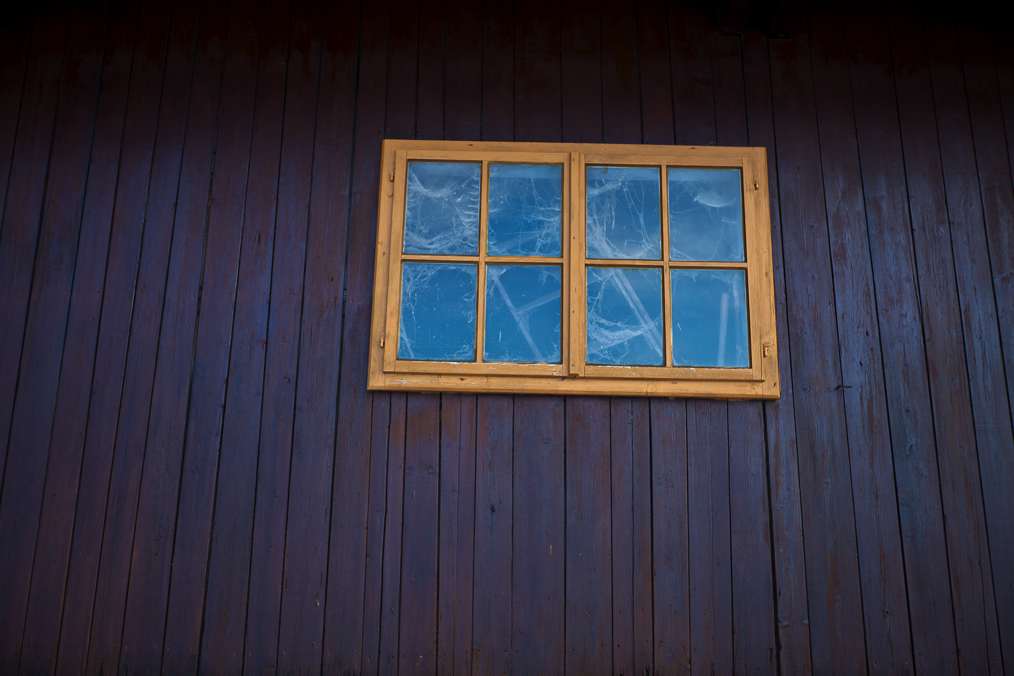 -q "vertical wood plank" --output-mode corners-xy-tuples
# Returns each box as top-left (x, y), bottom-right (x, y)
(359, 393), (390, 675)
(889, 20), (989, 673)
(512, 395), (566, 675)
(326, 0), (389, 671)
(196, 5), (289, 672)
(0, 22), (30, 241)
(810, 16), (915, 674)
(565, 397), (612, 674)
(960, 28), (1014, 662)
(283, 3), (361, 674)
(650, 399), (690, 672)
(0, 11), (103, 670)
(117, 8), (225, 671)
(84, 11), (199, 674)
(769, 27), (867, 675)
(159, 12), (258, 673)
(909, 20), (1006, 673)
(437, 393), (477, 676)
(257, 9), (324, 671)
(0, 16), (67, 499)
(472, 395), (513, 675)
(398, 394), (442, 674)
(18, 10), (133, 673)
(53, 10), (171, 672)
(377, 392), (408, 673)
